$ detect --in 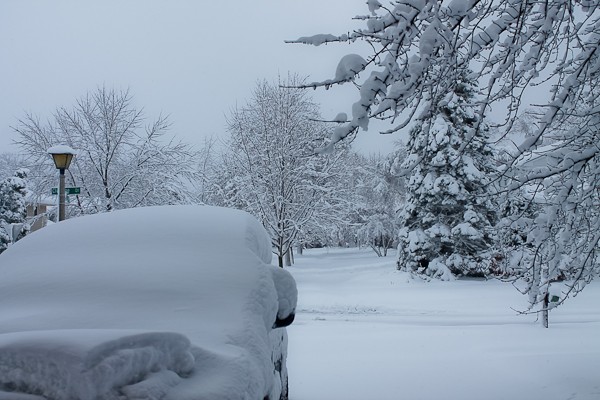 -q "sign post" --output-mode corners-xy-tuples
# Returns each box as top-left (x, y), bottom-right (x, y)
(52, 187), (81, 195)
